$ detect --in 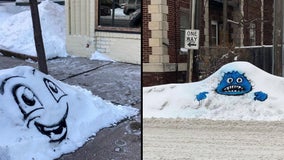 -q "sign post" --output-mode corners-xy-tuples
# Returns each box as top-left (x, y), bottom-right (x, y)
(29, 0), (48, 74)
(185, 29), (199, 82)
